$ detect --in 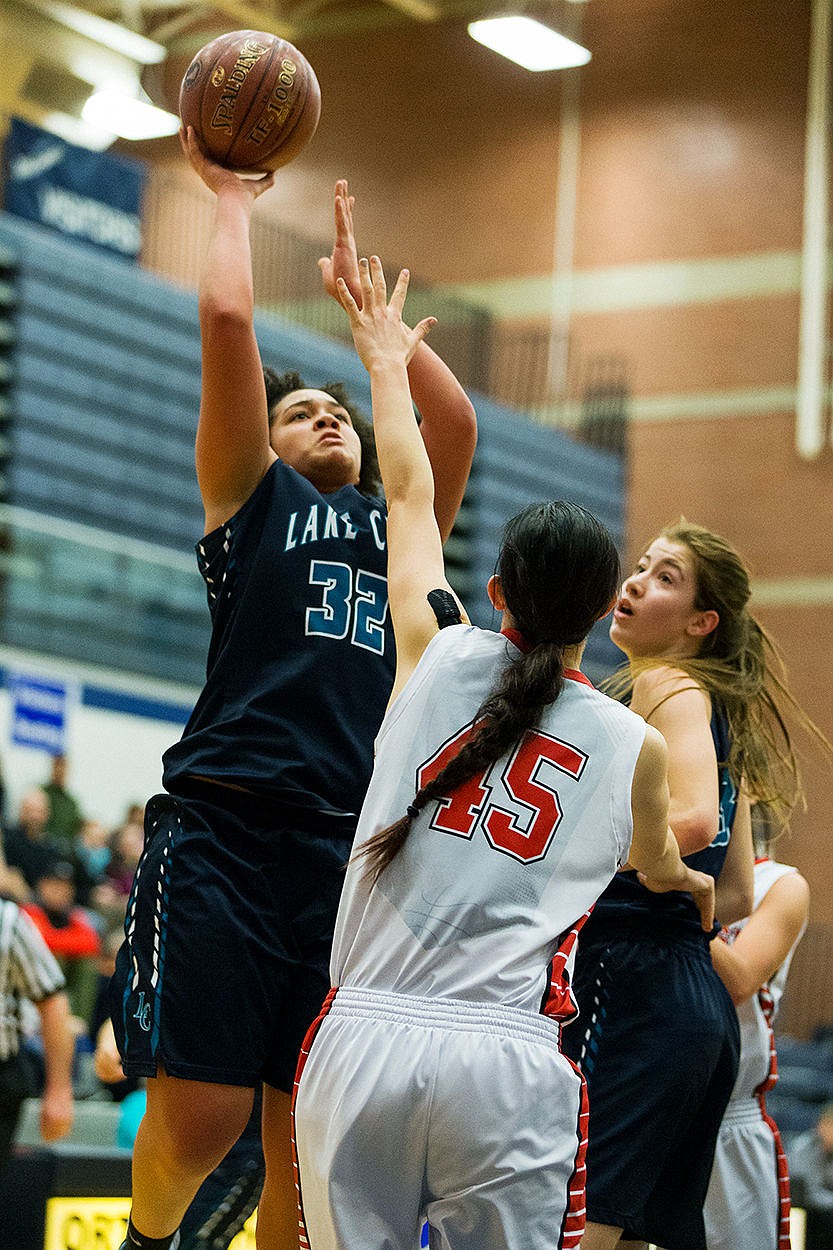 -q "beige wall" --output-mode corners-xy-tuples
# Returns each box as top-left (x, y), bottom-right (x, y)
(136, 0), (831, 1031)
